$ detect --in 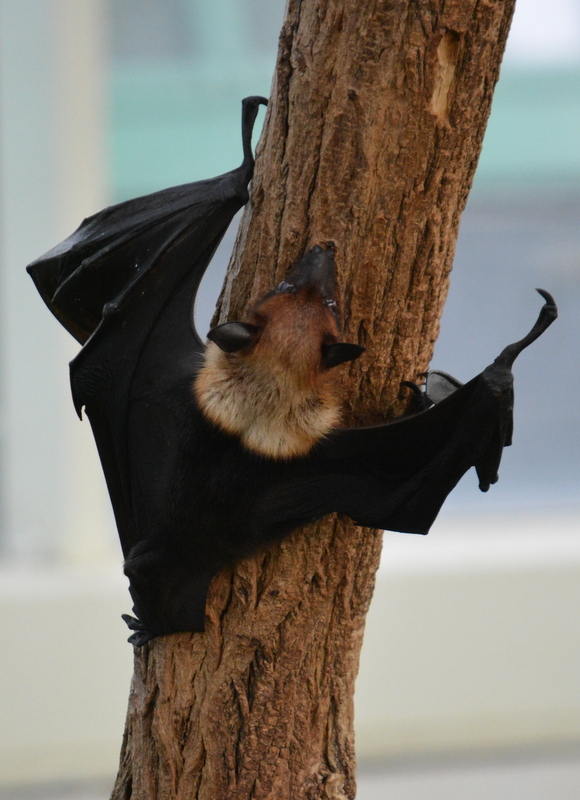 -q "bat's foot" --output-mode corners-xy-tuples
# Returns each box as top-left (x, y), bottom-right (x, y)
(122, 613), (158, 647)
